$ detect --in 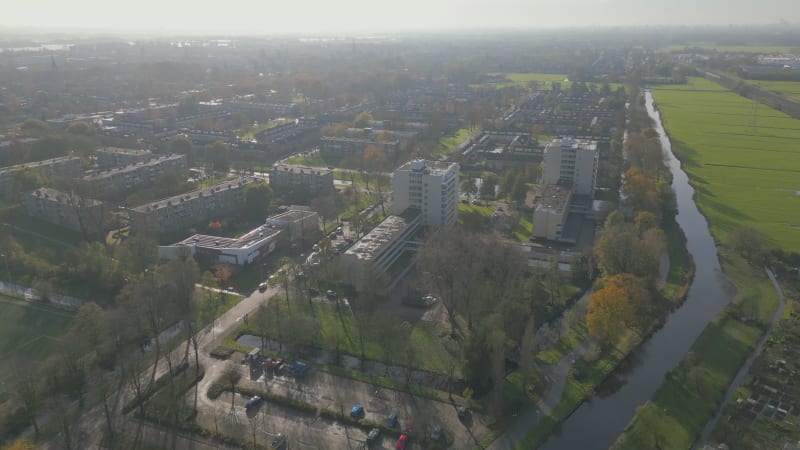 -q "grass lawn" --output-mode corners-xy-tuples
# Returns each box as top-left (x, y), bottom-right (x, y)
(284, 154), (328, 166)
(0, 295), (75, 362)
(612, 255), (778, 450)
(221, 296), (457, 374)
(535, 322), (588, 365)
(236, 119), (289, 141)
(431, 127), (473, 160)
(511, 216), (533, 242)
(660, 216), (692, 302)
(457, 202), (493, 232)
(652, 77), (800, 251)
